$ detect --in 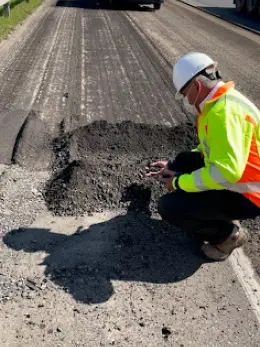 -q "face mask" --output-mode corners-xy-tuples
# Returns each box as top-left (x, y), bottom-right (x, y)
(183, 96), (199, 116)
(182, 82), (201, 116)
